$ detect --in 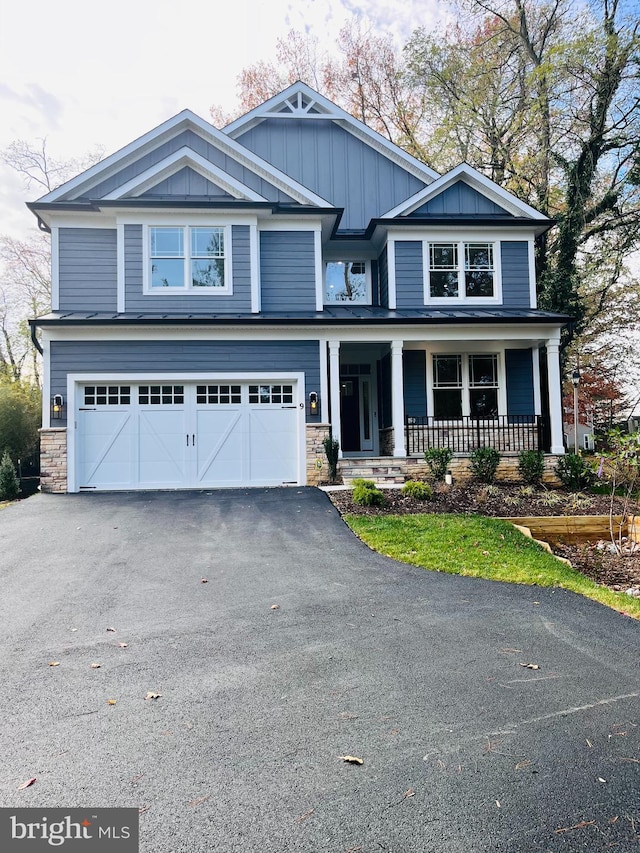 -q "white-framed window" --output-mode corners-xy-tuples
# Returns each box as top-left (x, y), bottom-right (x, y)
(425, 240), (499, 303)
(145, 225), (232, 294)
(432, 353), (499, 419)
(324, 261), (371, 304)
